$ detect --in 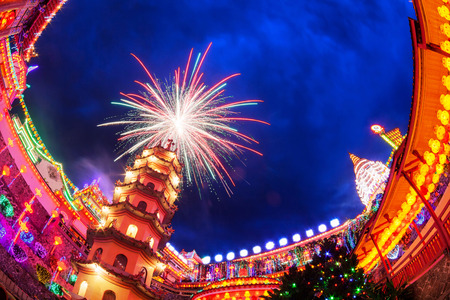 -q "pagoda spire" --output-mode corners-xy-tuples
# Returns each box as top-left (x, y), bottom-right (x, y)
(349, 153), (390, 208)
(349, 153), (361, 167)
